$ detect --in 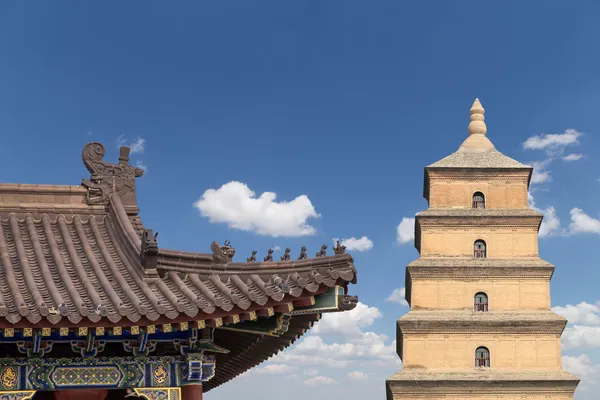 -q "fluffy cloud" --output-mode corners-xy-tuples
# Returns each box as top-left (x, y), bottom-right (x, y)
(396, 218), (415, 245)
(523, 129), (582, 152)
(386, 288), (408, 306)
(553, 302), (600, 326)
(116, 135), (146, 154)
(569, 208), (600, 235)
(193, 181), (320, 237)
(255, 364), (297, 374)
(530, 160), (552, 184)
(347, 371), (369, 380)
(523, 129), (582, 187)
(563, 153), (583, 161)
(562, 326), (600, 351)
(333, 236), (373, 252)
(305, 376), (337, 385)
(267, 301), (400, 371)
(311, 302), (383, 337)
(563, 354), (600, 391)
(304, 369), (318, 376)
(528, 193), (561, 237)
